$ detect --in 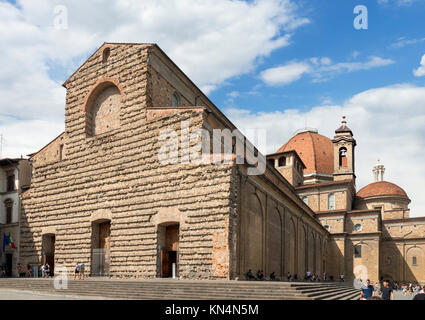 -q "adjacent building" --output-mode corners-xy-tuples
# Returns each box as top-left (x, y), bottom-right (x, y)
(0, 158), (31, 277)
